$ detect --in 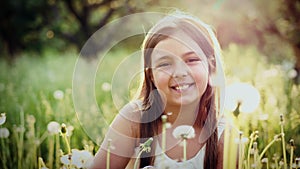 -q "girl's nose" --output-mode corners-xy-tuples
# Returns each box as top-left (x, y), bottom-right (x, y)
(172, 61), (189, 78)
